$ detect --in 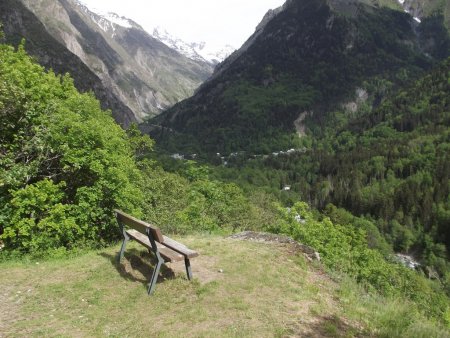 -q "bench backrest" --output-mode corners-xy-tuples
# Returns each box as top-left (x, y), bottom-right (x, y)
(115, 209), (164, 243)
